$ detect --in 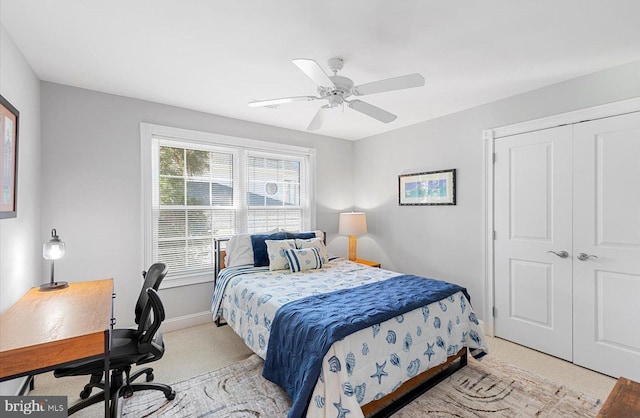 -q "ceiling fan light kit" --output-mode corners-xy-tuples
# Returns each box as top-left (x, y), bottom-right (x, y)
(248, 57), (425, 130)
